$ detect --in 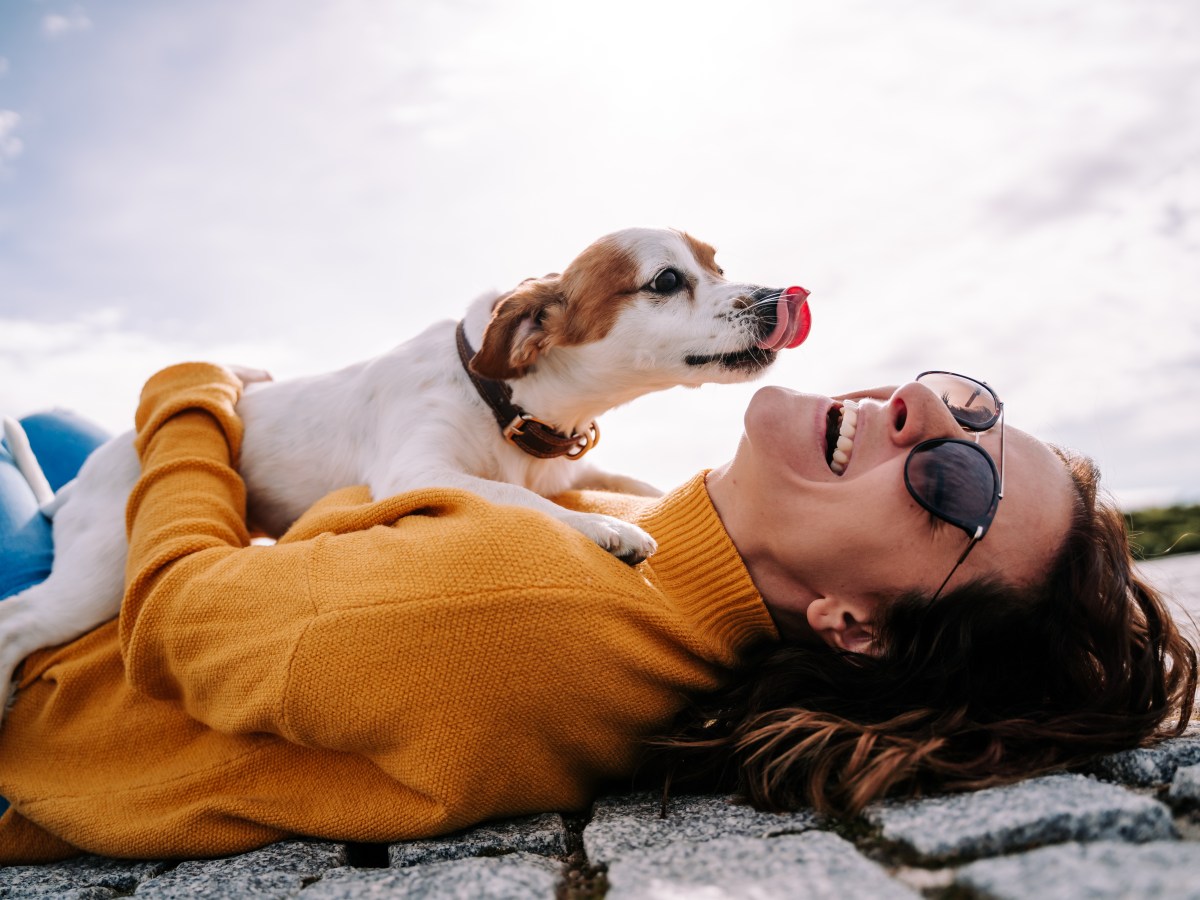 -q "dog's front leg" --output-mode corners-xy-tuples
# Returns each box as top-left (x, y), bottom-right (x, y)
(370, 469), (657, 565)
